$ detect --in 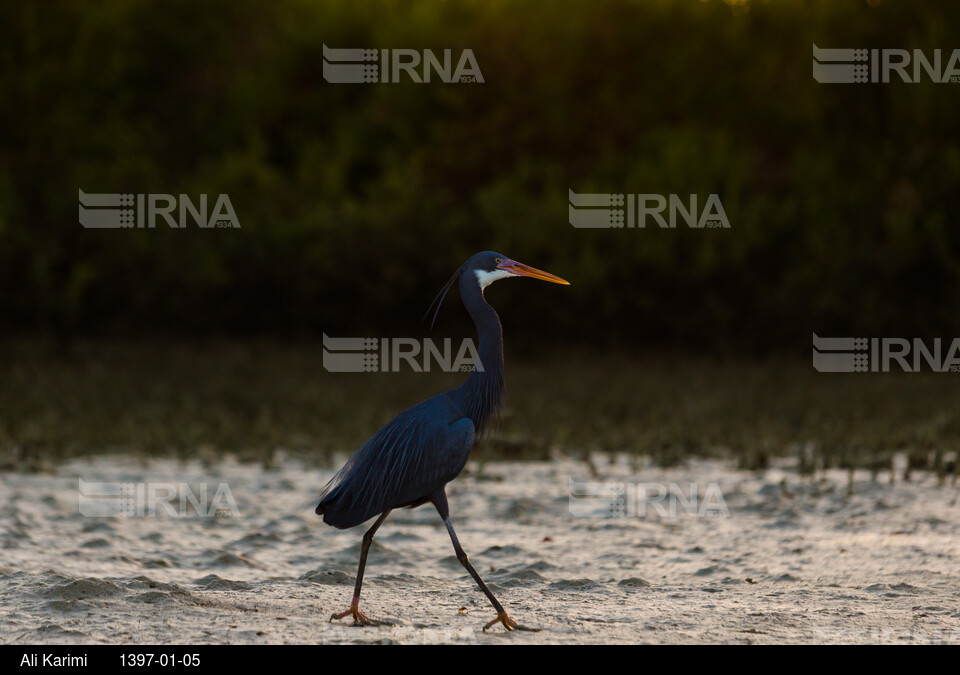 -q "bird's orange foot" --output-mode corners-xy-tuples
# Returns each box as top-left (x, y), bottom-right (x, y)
(329, 606), (392, 627)
(482, 611), (540, 632)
